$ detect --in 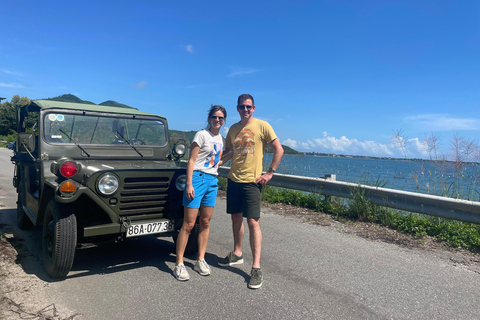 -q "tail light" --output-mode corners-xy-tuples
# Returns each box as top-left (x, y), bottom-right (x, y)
(60, 161), (78, 178)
